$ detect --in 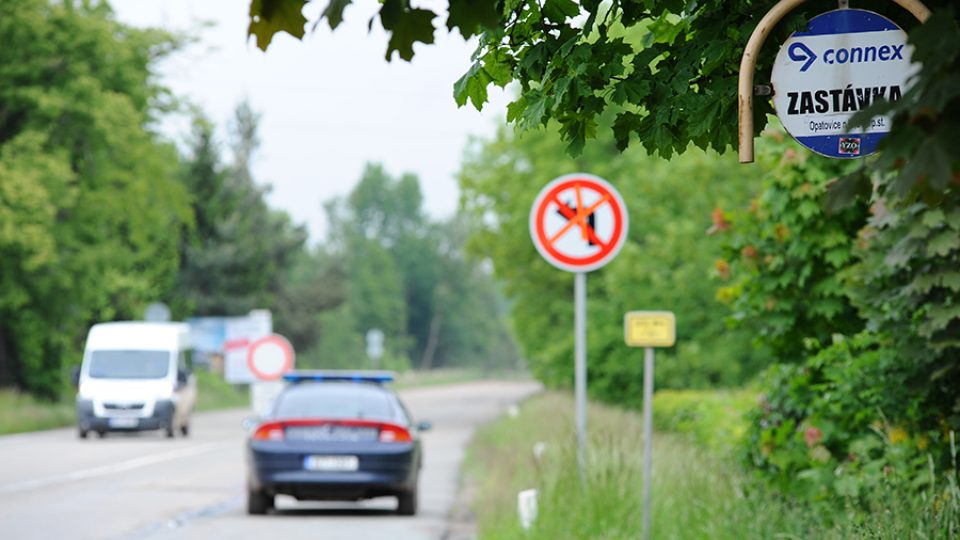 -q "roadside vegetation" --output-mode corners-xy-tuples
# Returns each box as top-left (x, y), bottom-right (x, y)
(466, 392), (960, 539)
(460, 95), (959, 530)
(193, 370), (249, 413)
(0, 371), (247, 434)
(0, 389), (75, 436)
(0, 2), (520, 414)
